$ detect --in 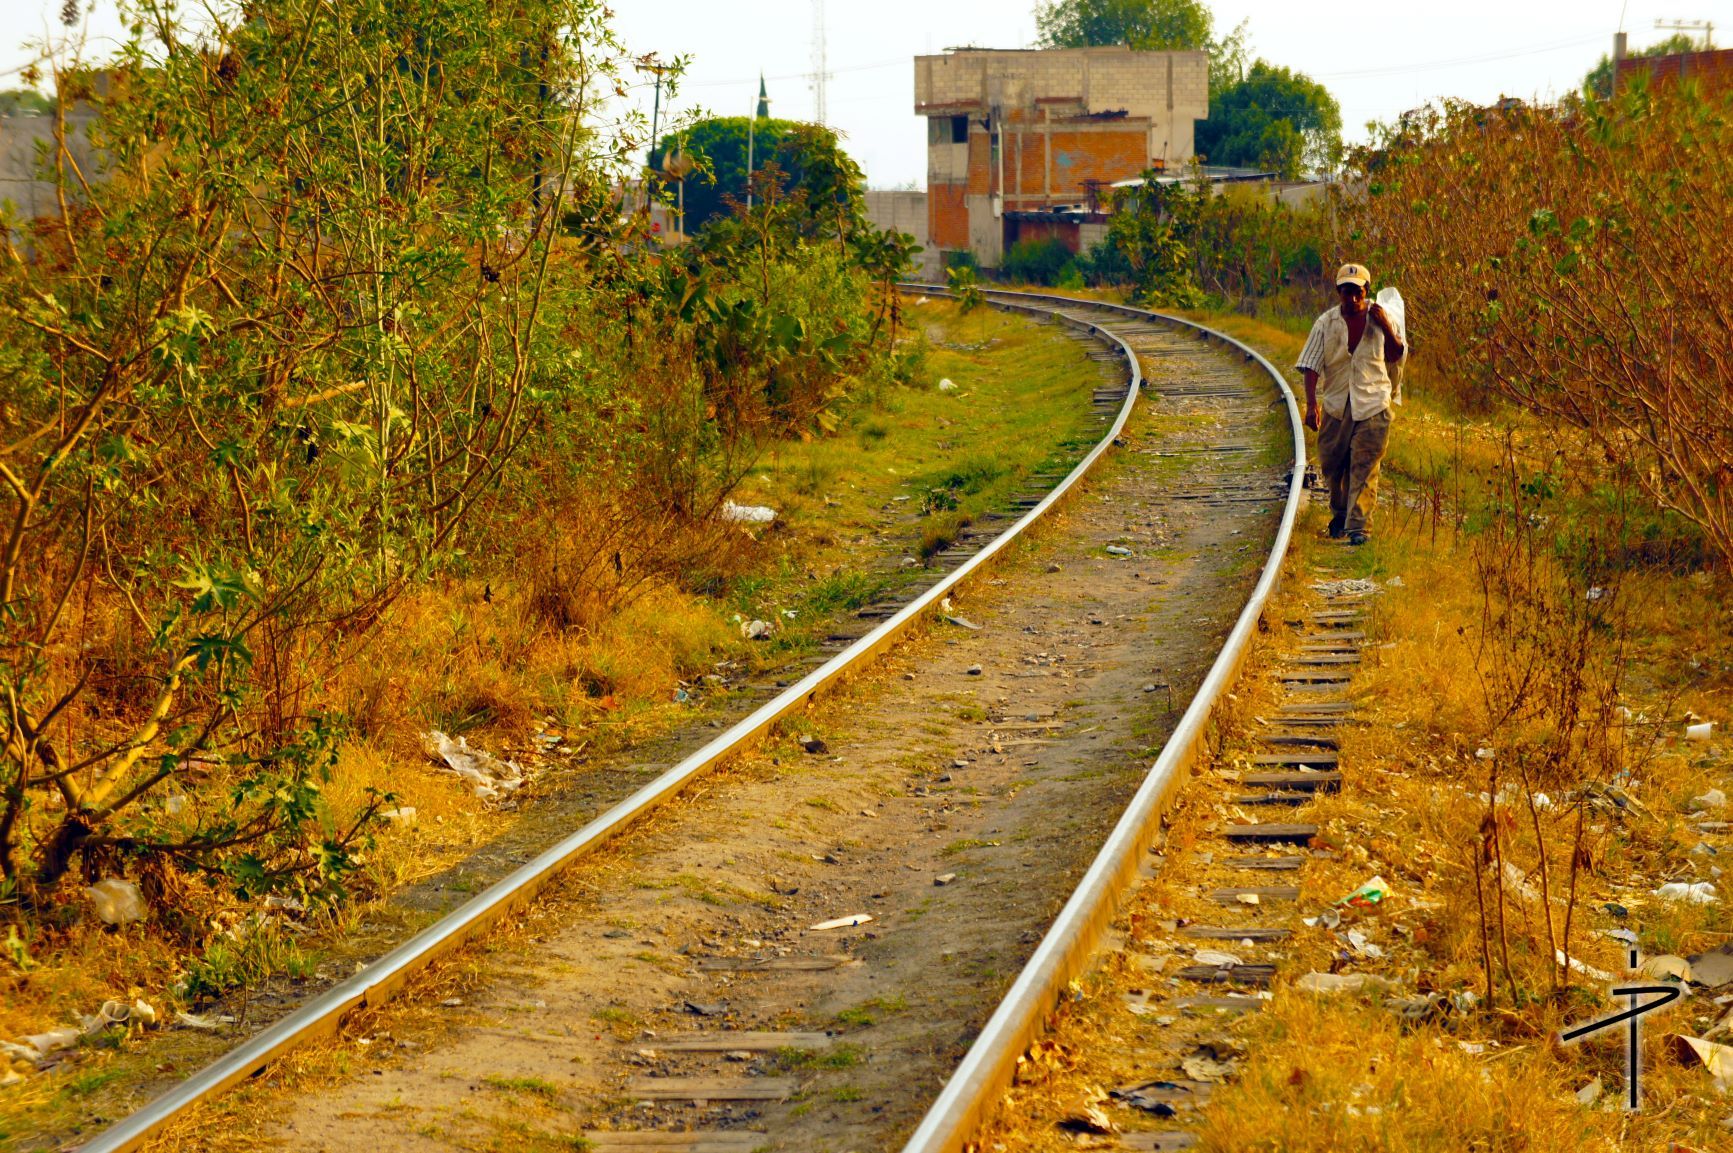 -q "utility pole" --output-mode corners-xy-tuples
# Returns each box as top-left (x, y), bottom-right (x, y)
(638, 55), (673, 209)
(1655, 18), (1715, 48)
